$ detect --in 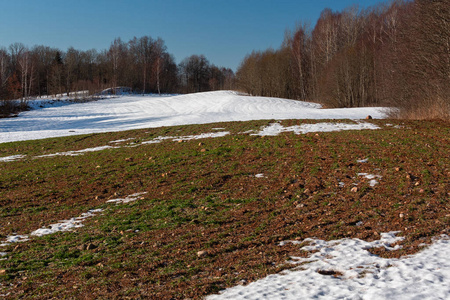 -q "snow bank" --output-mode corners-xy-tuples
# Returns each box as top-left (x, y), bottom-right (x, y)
(0, 91), (385, 144)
